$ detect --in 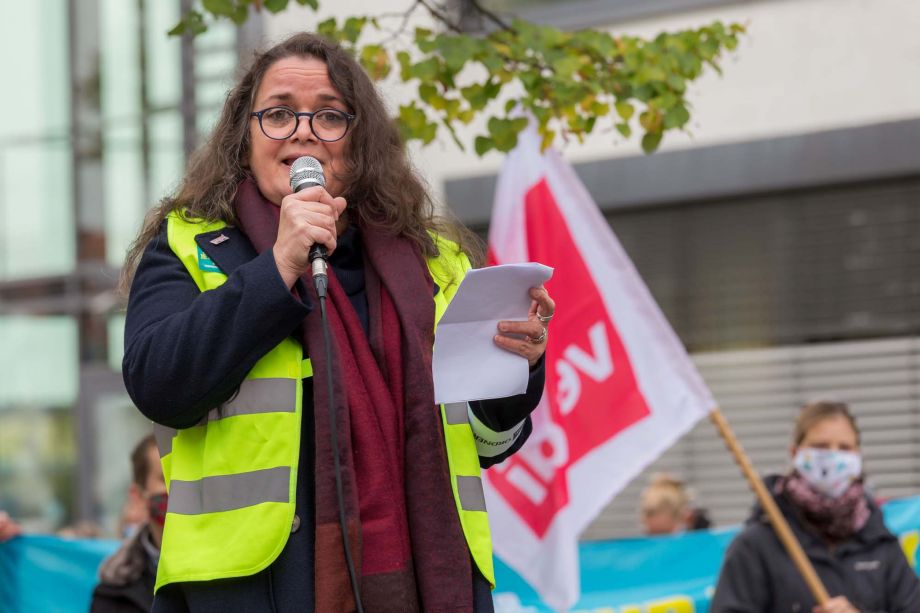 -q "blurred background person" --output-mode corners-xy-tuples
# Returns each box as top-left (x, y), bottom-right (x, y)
(685, 504), (712, 531)
(640, 473), (695, 535)
(711, 401), (920, 613)
(56, 520), (105, 539)
(0, 511), (22, 542)
(90, 434), (165, 613)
